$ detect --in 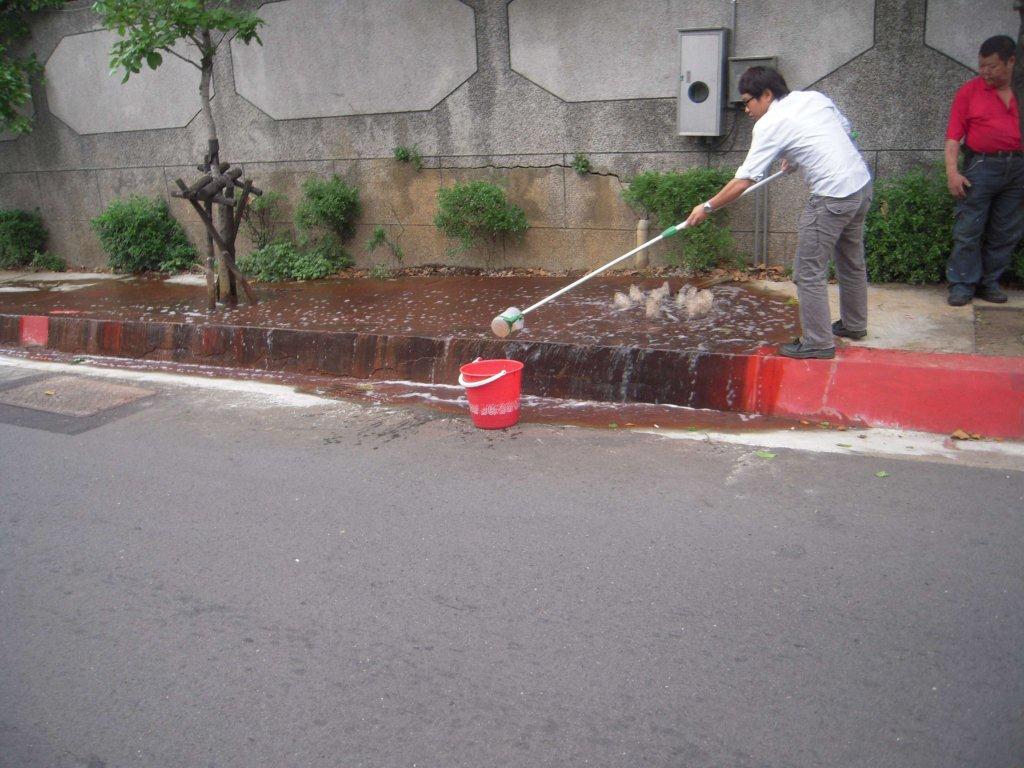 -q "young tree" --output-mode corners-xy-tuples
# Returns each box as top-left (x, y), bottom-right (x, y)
(91, 0), (262, 145)
(91, 0), (264, 308)
(0, 0), (64, 135)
